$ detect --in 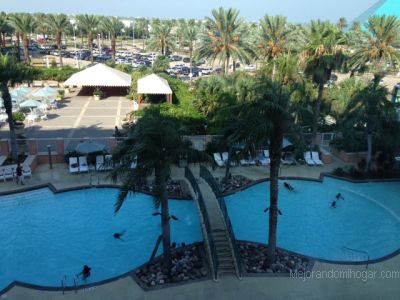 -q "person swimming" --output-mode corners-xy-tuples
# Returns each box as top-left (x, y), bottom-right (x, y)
(283, 182), (295, 192)
(113, 230), (126, 241)
(78, 265), (91, 279)
(331, 201), (337, 208)
(336, 193), (344, 200)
